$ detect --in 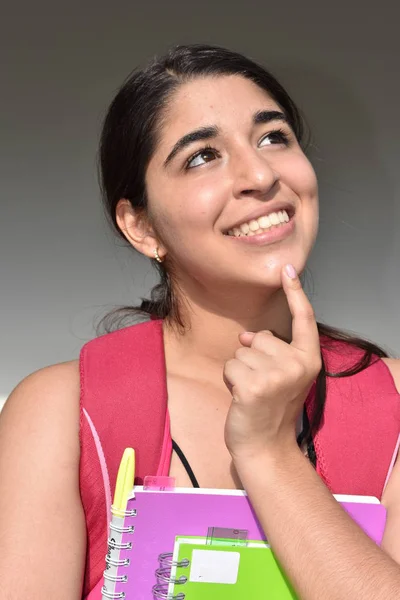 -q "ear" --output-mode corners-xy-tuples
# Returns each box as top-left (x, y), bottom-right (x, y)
(115, 199), (167, 261)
